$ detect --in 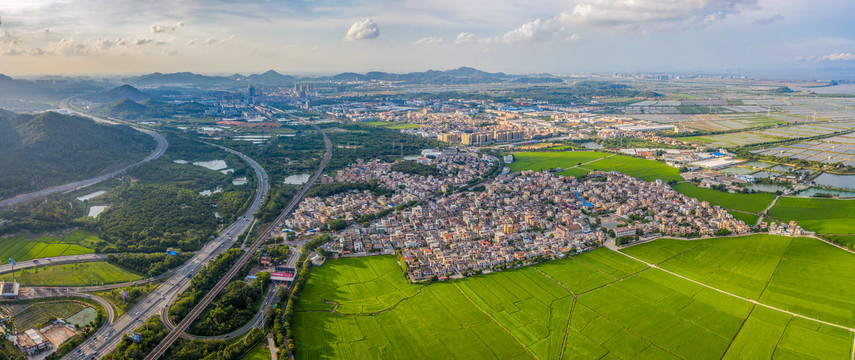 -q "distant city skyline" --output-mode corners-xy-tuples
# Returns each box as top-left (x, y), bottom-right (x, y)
(0, 0), (853, 77)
